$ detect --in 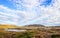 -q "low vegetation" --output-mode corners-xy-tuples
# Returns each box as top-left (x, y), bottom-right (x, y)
(0, 24), (60, 38)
